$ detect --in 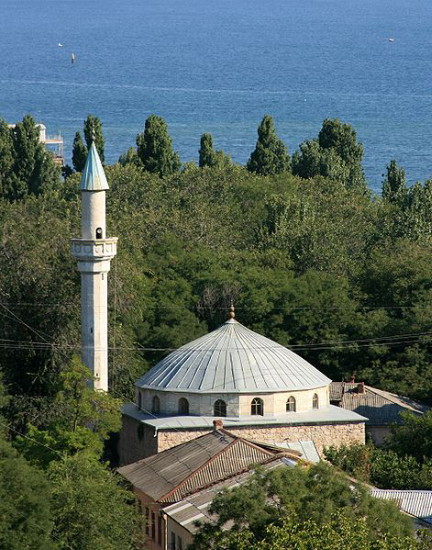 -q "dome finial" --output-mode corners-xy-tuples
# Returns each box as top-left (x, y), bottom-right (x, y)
(229, 302), (235, 319)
